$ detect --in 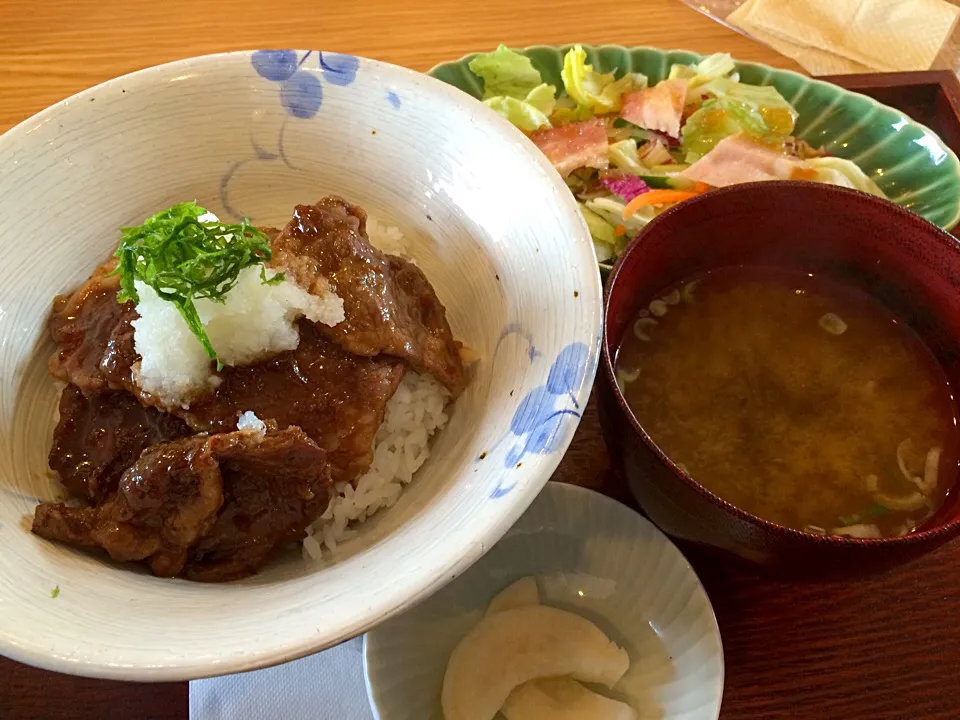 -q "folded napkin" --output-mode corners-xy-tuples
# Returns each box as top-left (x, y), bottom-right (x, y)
(189, 638), (376, 720)
(728, 0), (960, 74)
